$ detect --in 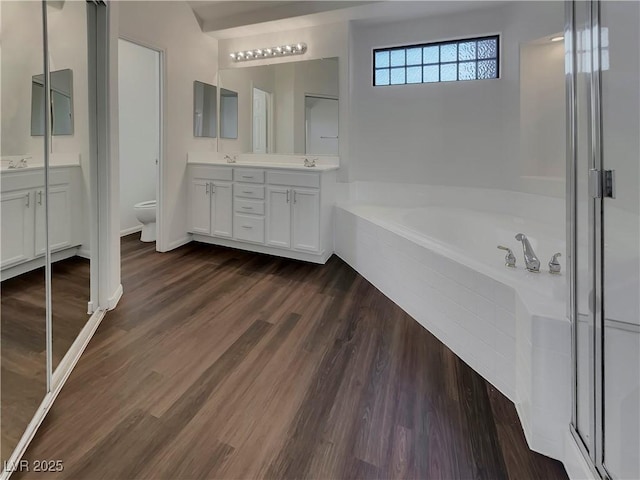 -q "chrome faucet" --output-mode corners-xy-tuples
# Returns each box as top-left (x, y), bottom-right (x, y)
(303, 157), (316, 167)
(515, 233), (540, 273)
(224, 154), (236, 164)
